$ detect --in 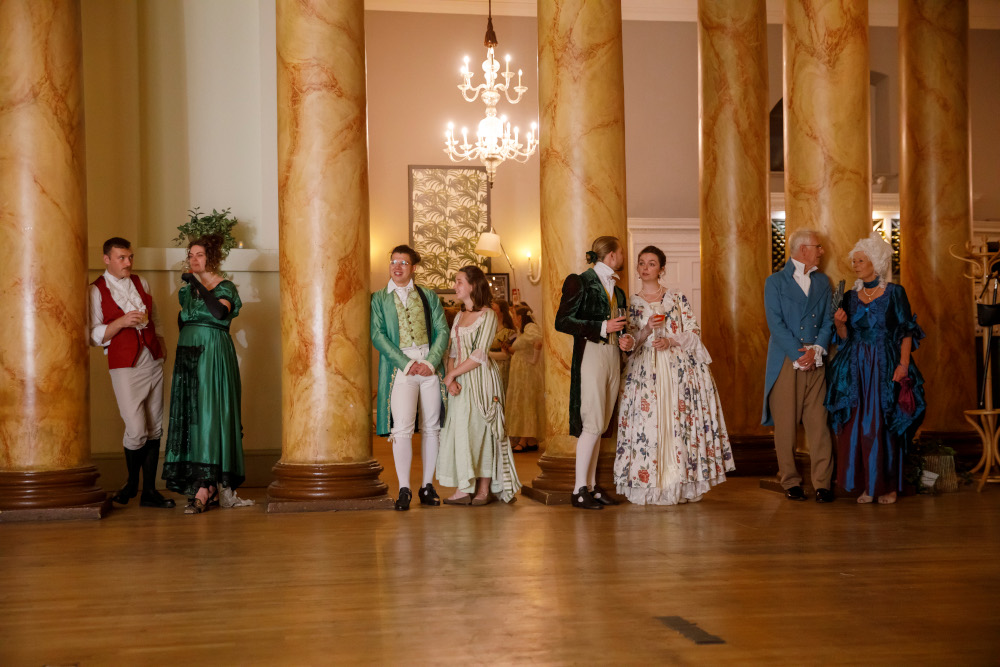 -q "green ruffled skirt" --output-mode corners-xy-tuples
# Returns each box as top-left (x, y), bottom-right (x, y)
(163, 323), (245, 496)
